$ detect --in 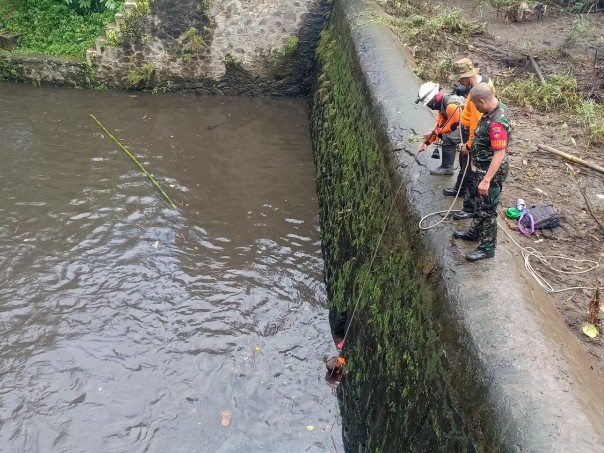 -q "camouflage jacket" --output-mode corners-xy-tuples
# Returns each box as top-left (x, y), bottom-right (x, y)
(471, 102), (512, 172)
